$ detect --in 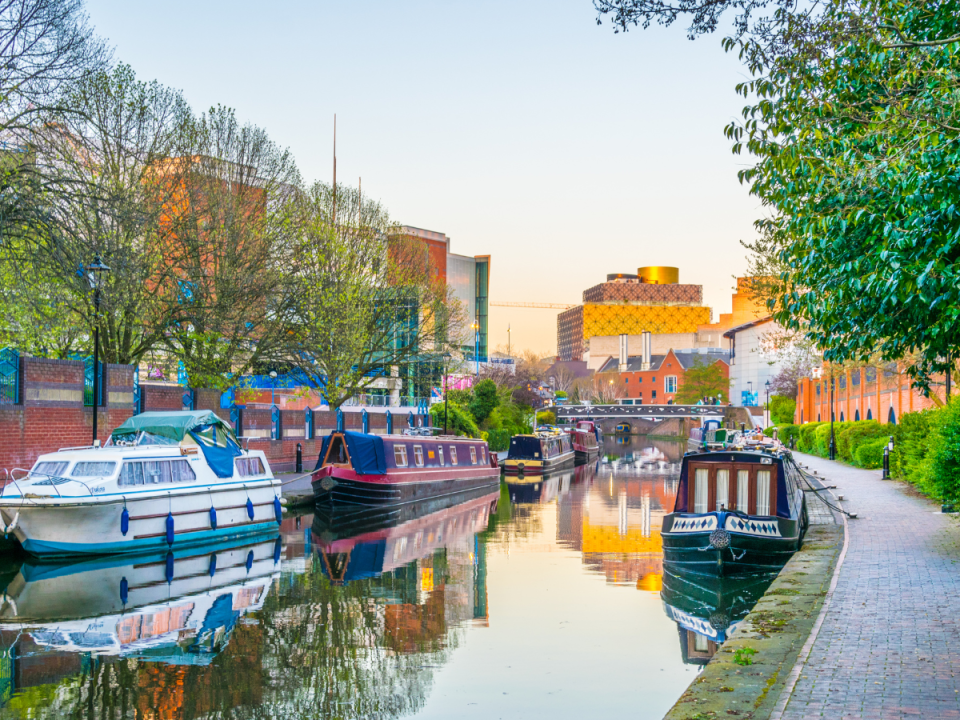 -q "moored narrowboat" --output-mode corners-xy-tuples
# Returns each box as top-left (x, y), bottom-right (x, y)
(311, 431), (499, 506)
(571, 420), (601, 461)
(502, 429), (575, 475)
(661, 446), (807, 576)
